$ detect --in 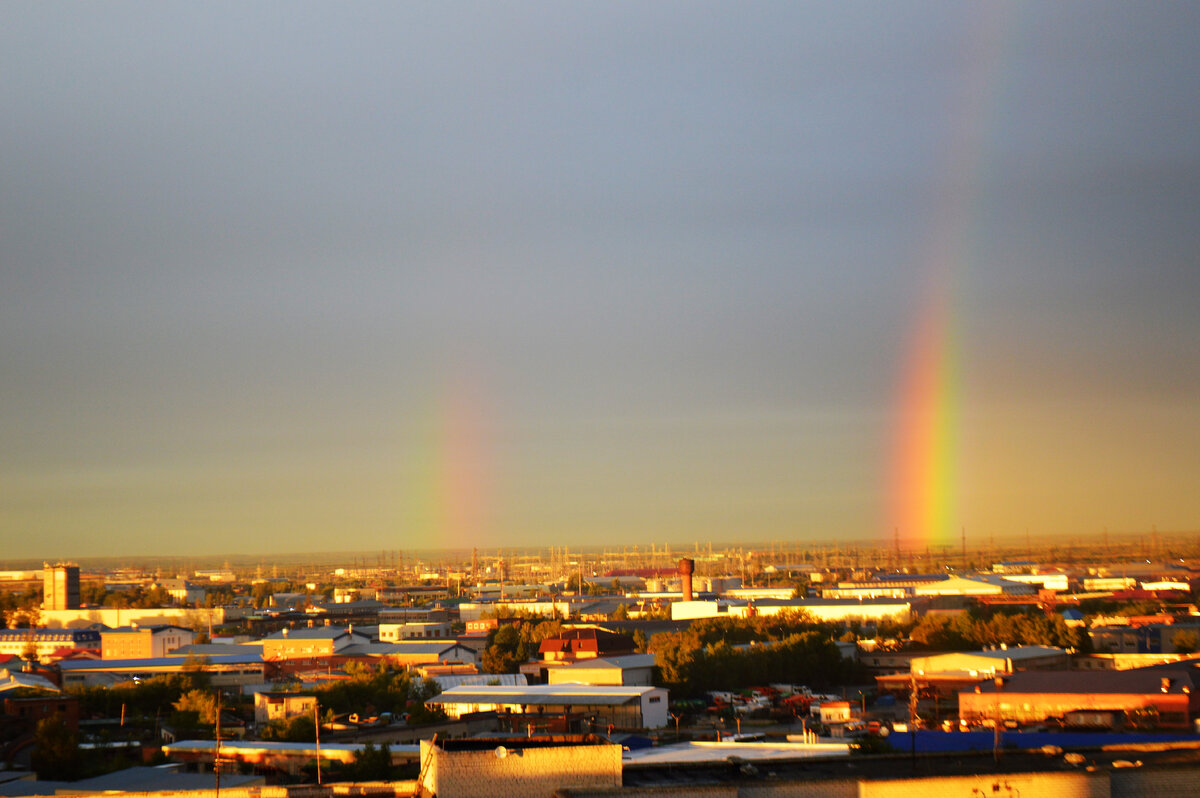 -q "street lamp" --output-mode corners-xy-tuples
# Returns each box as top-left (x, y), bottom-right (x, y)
(993, 675), (1006, 764)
